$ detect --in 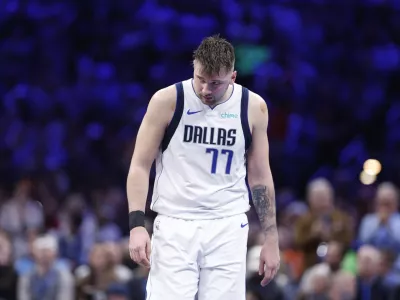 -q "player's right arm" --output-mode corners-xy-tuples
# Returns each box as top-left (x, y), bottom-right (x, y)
(127, 85), (176, 267)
